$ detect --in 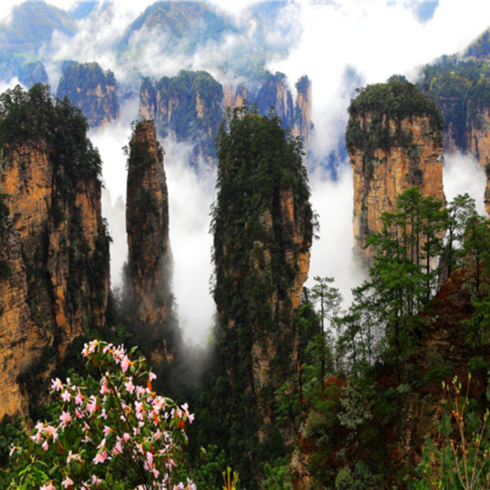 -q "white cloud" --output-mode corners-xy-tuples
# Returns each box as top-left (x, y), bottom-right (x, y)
(443, 152), (488, 216)
(90, 98), (217, 344)
(306, 163), (366, 312)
